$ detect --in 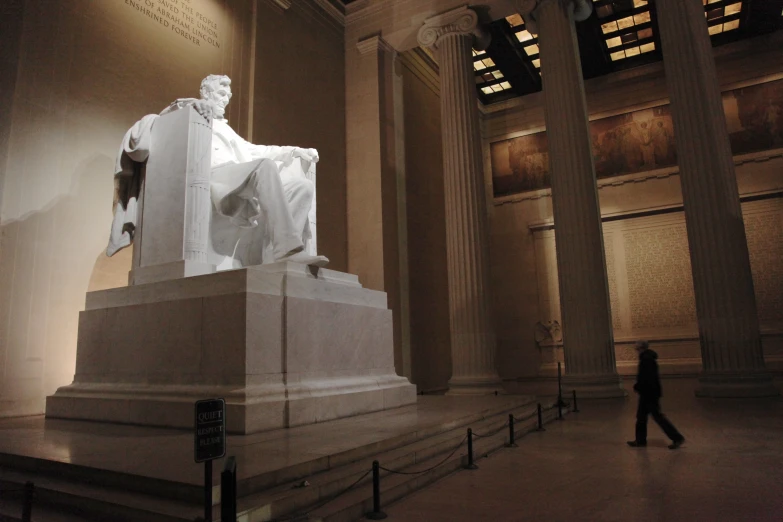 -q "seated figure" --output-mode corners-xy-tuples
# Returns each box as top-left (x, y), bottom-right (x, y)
(107, 74), (328, 269)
